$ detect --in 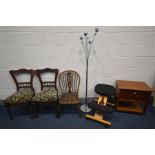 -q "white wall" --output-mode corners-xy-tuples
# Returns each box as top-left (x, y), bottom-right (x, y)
(0, 26), (155, 99)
